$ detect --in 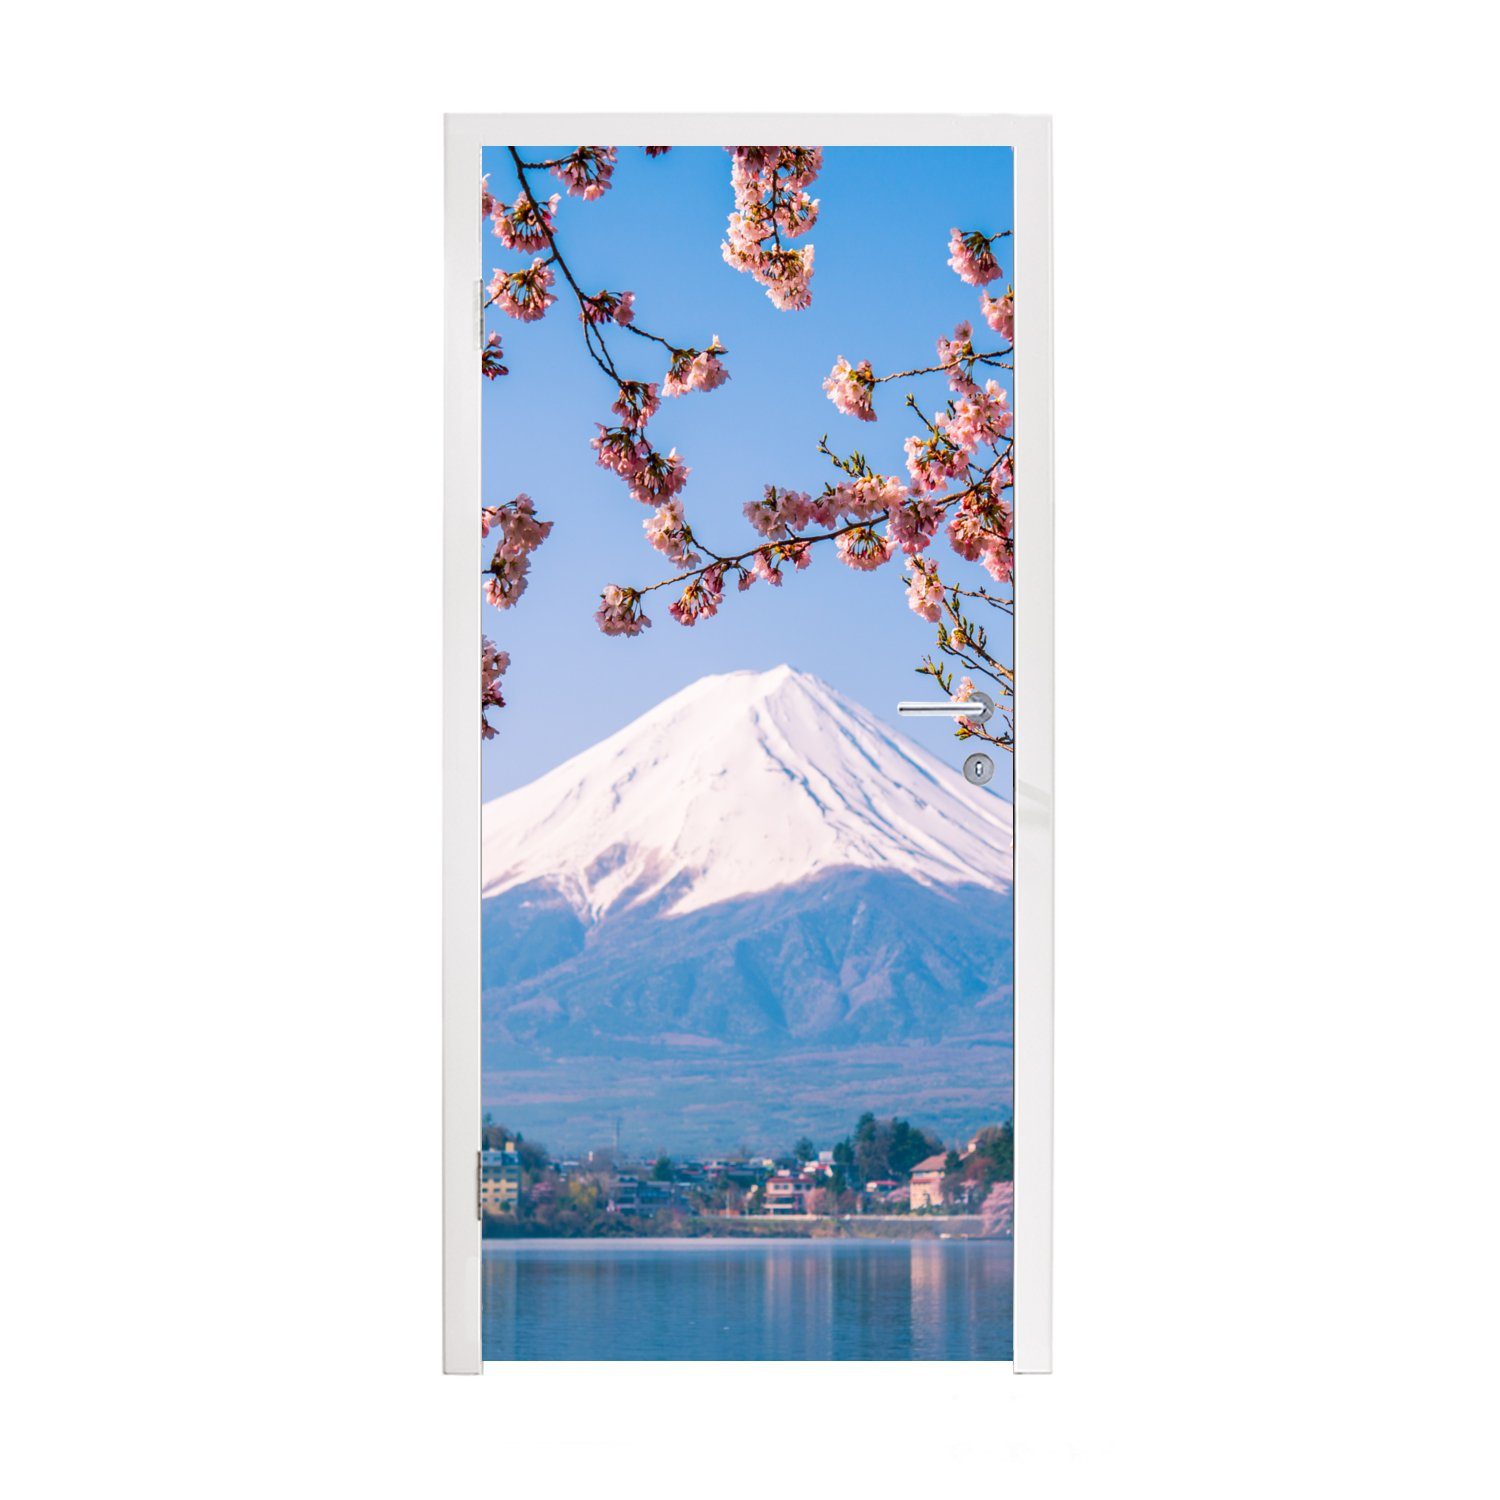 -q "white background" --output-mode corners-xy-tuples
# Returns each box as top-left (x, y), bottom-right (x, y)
(5, 4), (1496, 1495)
